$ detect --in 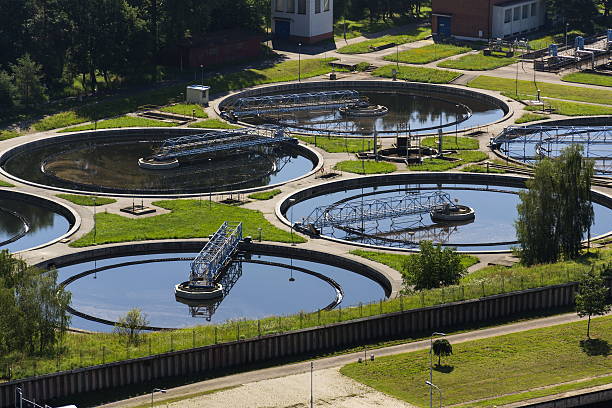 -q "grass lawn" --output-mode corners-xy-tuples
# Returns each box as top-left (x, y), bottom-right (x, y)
(469, 76), (612, 105)
(70, 199), (303, 247)
(60, 116), (176, 132)
(408, 150), (487, 171)
(420, 136), (479, 150)
(248, 189), (281, 200)
(562, 72), (612, 87)
(336, 27), (431, 54)
(526, 99), (612, 116)
(351, 250), (479, 278)
(373, 65), (461, 84)
(0, 130), (22, 140)
(437, 52), (517, 70)
(56, 194), (117, 206)
(528, 30), (585, 50)
(515, 112), (550, 124)
(297, 135), (376, 153)
(334, 160), (396, 174)
(333, 15), (427, 40)
(340, 316), (612, 407)
(159, 103), (208, 118)
(188, 119), (240, 129)
(383, 44), (471, 64)
(461, 164), (505, 174)
(0, 180), (15, 187)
